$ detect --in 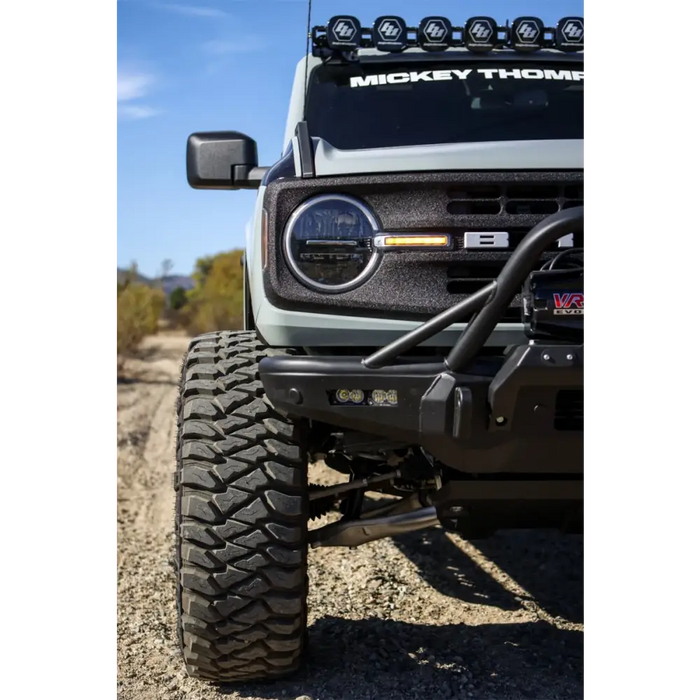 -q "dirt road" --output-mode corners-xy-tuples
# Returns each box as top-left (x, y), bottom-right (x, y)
(117, 334), (583, 700)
